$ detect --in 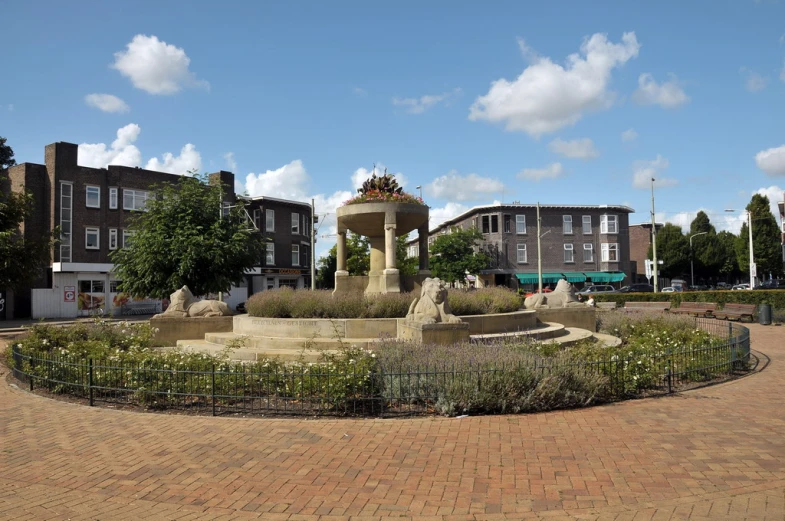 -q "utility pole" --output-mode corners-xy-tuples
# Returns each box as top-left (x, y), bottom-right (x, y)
(747, 210), (755, 289)
(537, 202), (543, 293)
(650, 178), (659, 292)
(311, 198), (316, 290)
